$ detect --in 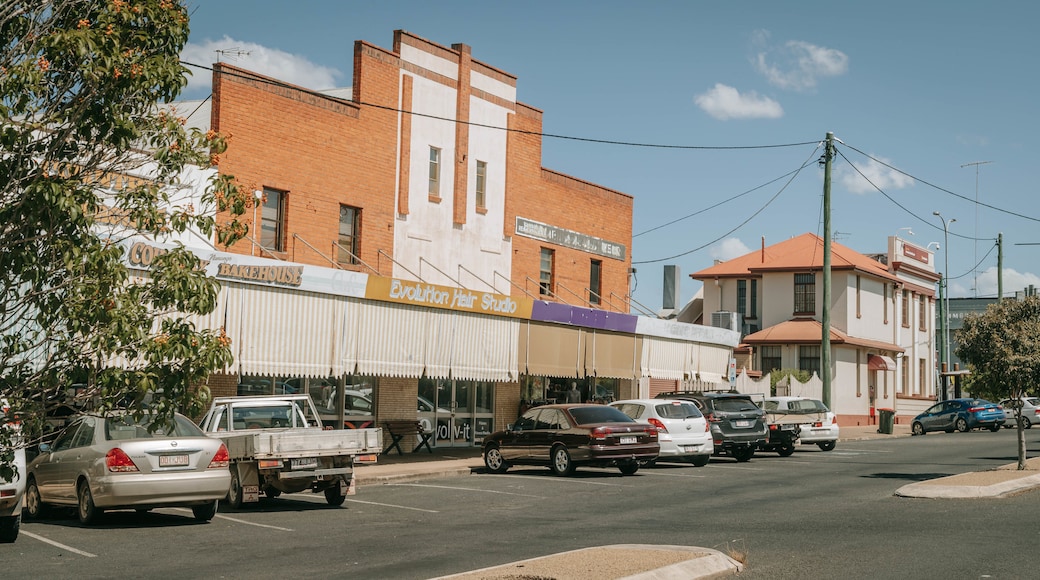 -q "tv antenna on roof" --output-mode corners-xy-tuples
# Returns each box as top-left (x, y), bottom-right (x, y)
(832, 231), (850, 241)
(215, 48), (251, 62)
